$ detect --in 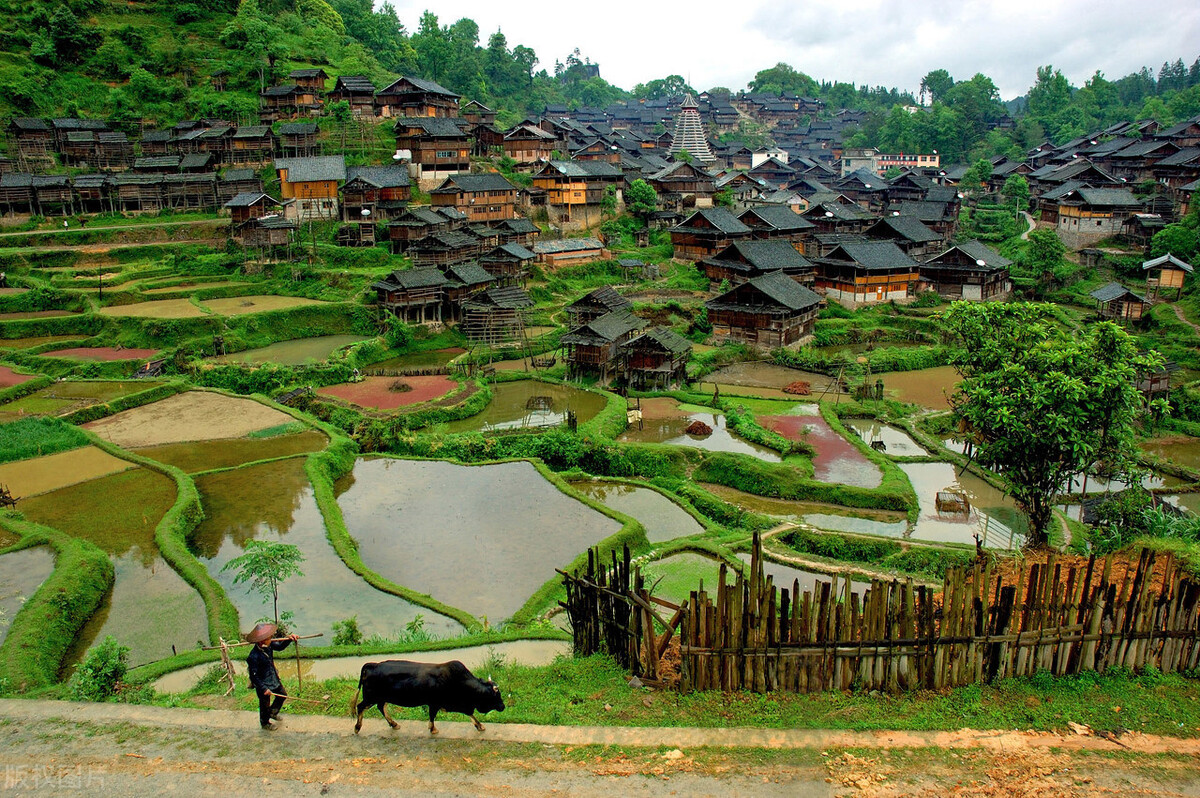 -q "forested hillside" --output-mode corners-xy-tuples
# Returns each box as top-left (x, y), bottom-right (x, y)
(0, 0), (1197, 165)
